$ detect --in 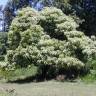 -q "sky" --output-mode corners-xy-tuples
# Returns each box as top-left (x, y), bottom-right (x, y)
(0, 0), (8, 8)
(0, 0), (8, 31)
